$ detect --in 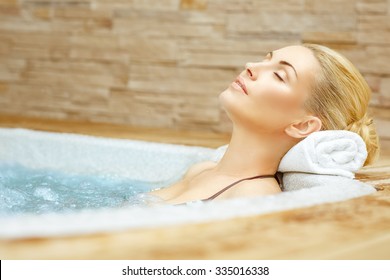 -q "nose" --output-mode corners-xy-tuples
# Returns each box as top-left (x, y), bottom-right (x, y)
(245, 62), (257, 81)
